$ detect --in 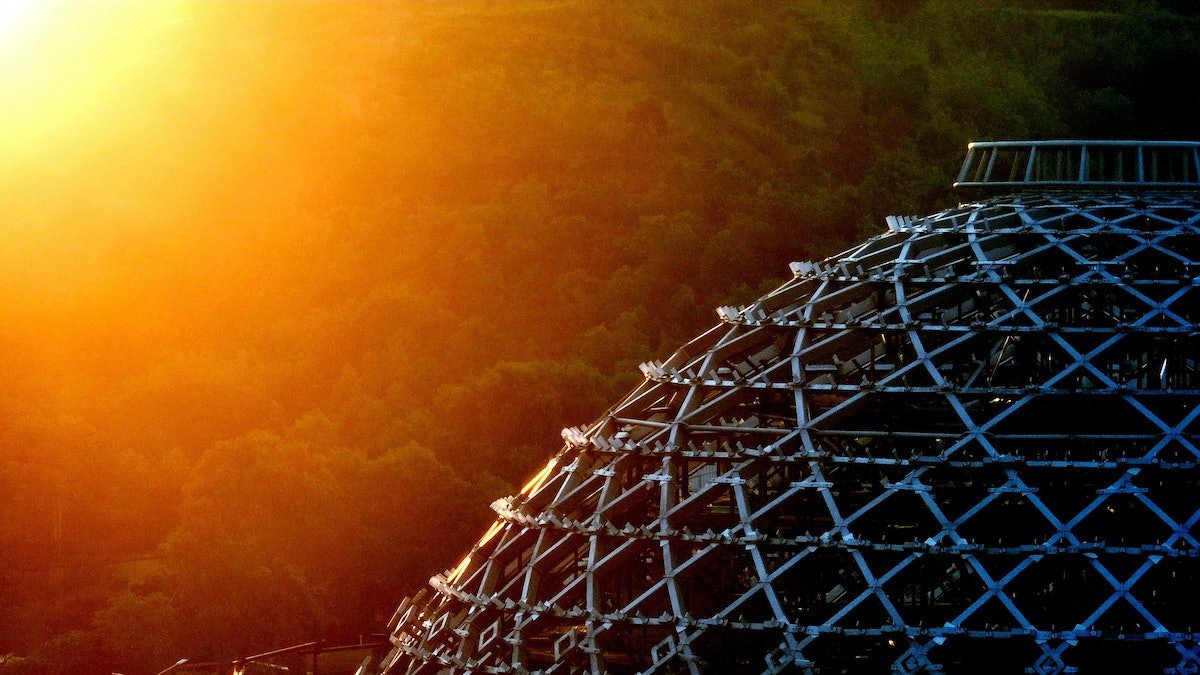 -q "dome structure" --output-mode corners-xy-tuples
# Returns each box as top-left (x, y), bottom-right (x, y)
(379, 141), (1200, 674)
